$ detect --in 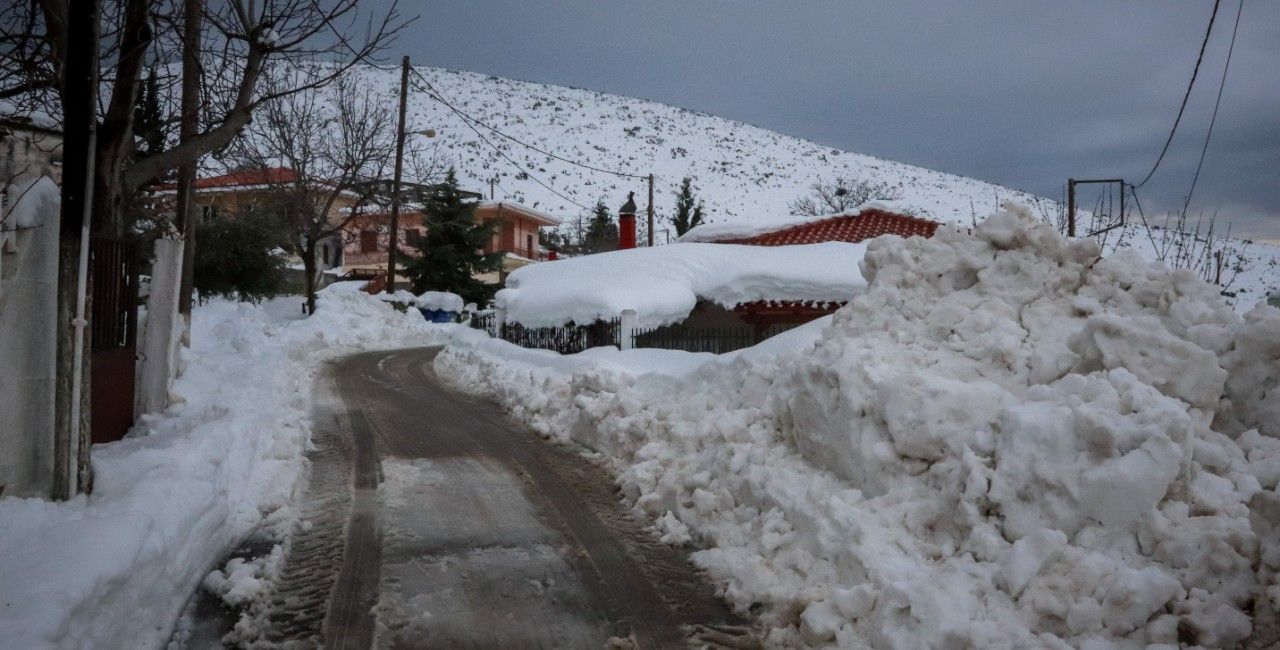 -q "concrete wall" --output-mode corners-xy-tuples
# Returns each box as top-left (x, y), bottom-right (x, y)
(0, 177), (60, 497)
